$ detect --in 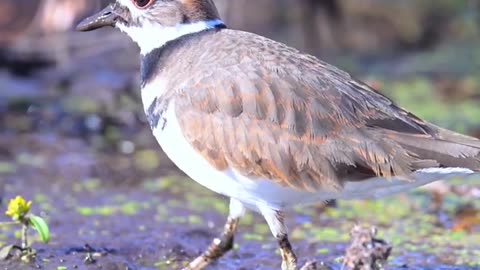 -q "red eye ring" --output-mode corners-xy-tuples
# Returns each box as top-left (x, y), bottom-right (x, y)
(131, 0), (154, 9)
